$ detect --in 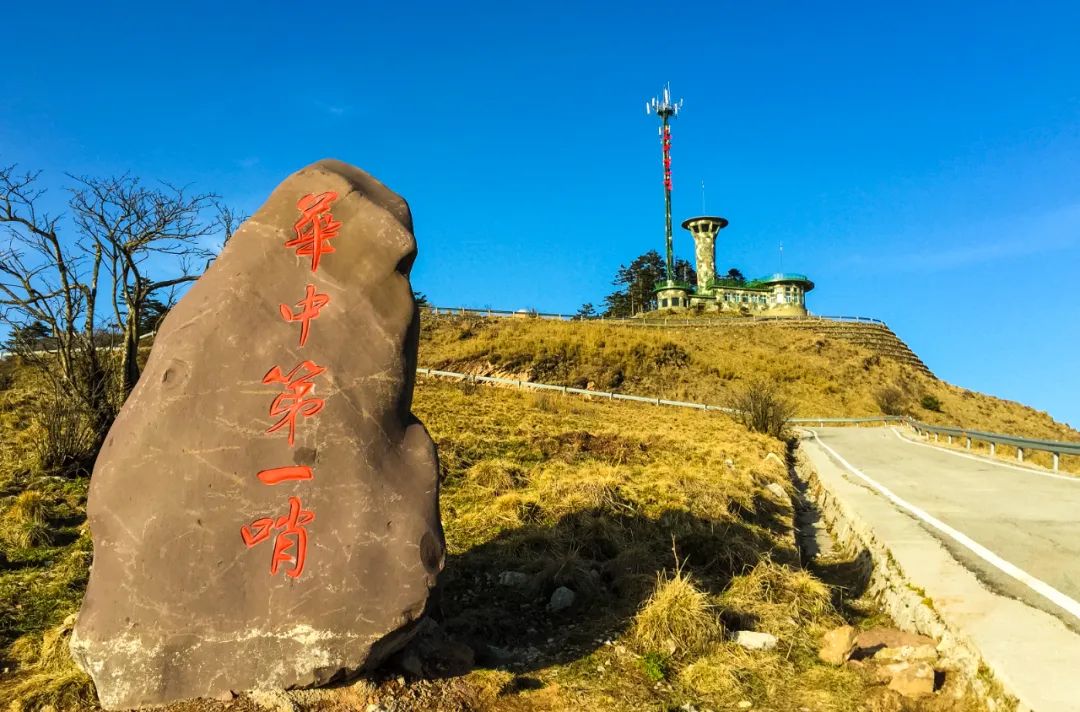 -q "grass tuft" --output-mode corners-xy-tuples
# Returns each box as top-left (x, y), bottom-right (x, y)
(0, 490), (53, 550)
(630, 563), (723, 660)
(0, 615), (97, 712)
